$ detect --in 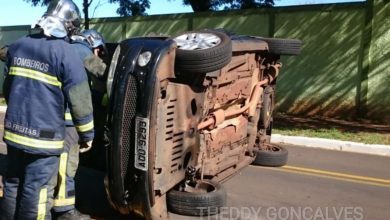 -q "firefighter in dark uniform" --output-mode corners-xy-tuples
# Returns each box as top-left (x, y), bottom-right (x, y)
(70, 30), (108, 171)
(51, 29), (107, 218)
(0, 0), (94, 219)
